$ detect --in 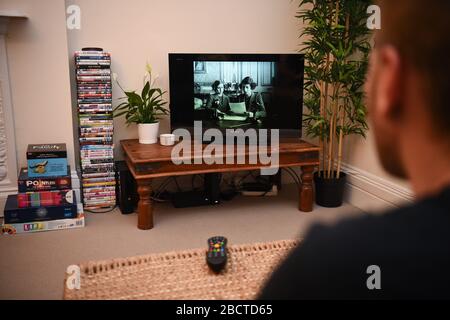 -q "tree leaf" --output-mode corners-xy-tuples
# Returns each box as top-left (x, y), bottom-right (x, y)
(141, 81), (150, 100)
